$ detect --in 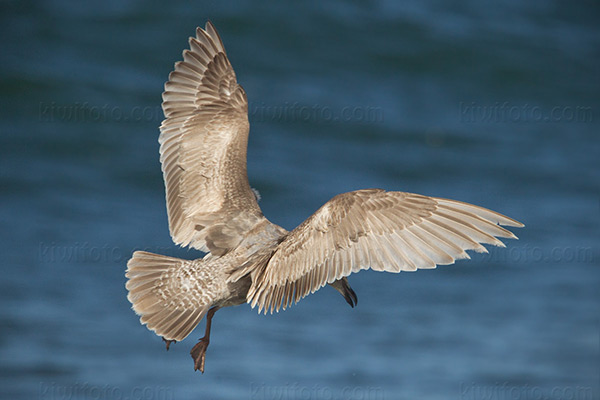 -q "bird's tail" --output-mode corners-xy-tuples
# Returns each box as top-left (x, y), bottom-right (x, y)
(125, 251), (212, 342)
